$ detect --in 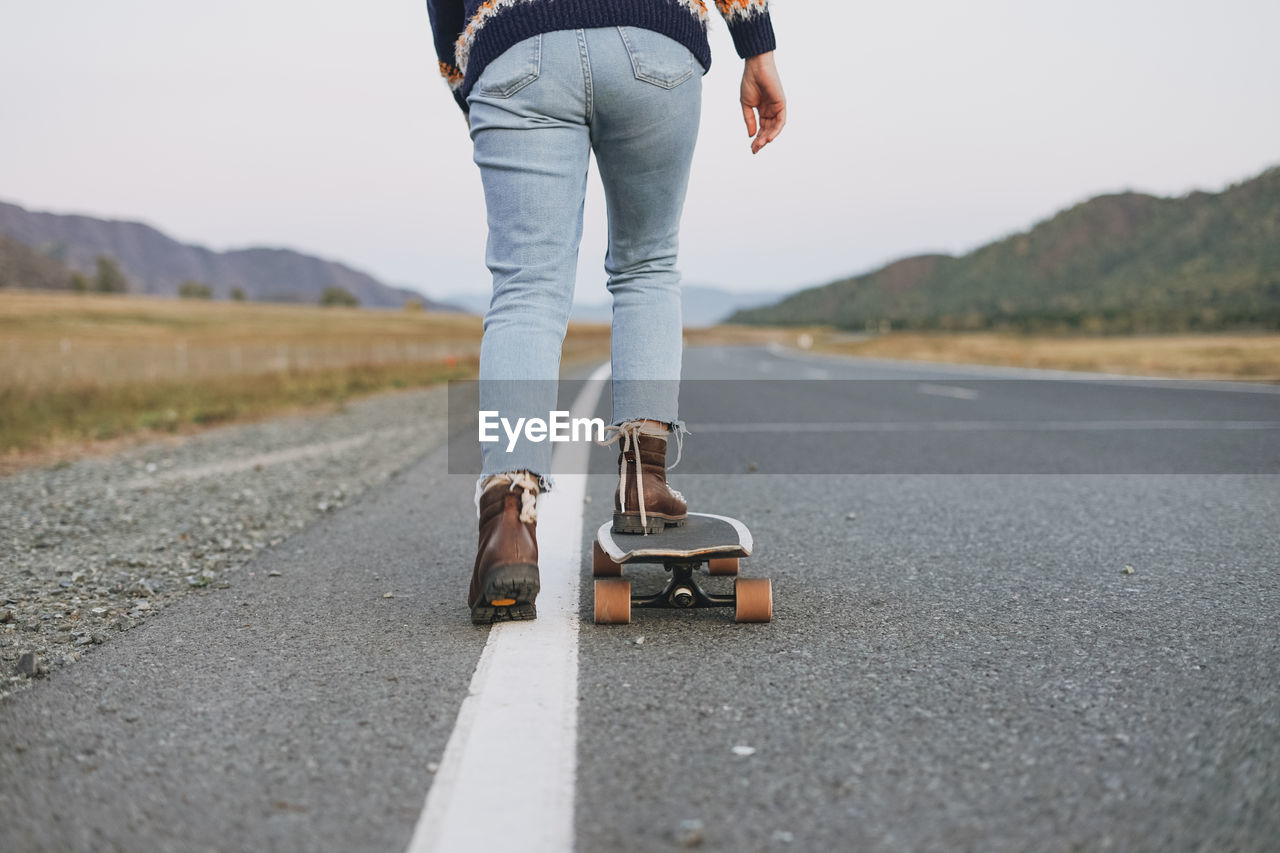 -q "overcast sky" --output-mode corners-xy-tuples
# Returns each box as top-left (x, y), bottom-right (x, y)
(2, 1), (1278, 304)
